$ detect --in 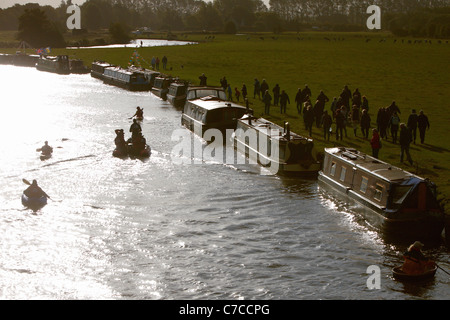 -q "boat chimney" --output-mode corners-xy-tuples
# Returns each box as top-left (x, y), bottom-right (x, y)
(285, 122), (291, 141)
